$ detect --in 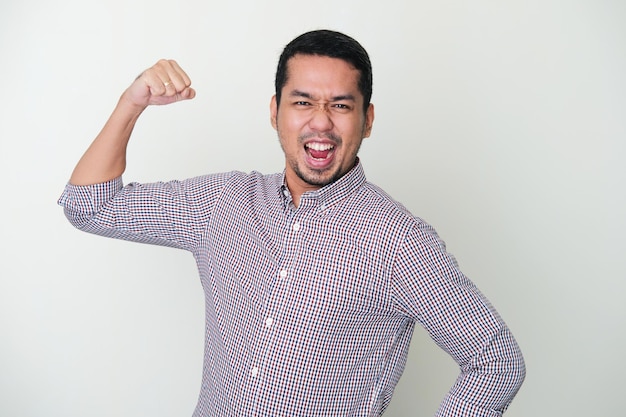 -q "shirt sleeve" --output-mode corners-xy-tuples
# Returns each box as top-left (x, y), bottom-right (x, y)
(57, 173), (234, 252)
(390, 220), (525, 416)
